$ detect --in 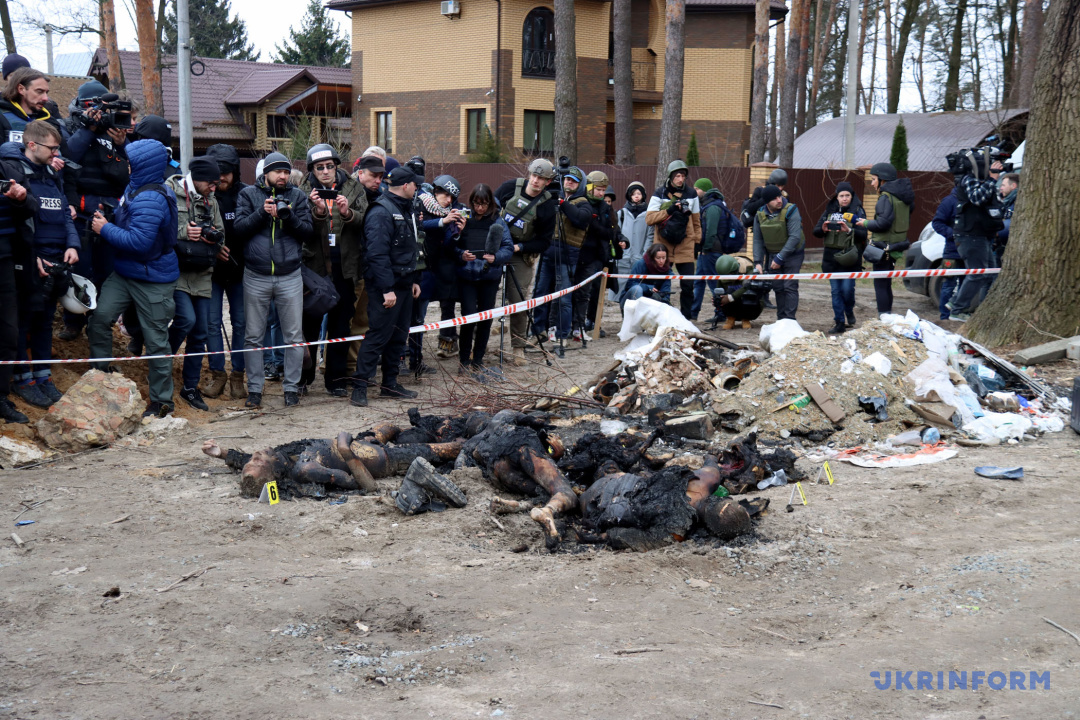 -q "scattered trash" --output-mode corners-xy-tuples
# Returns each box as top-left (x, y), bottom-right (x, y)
(921, 427), (941, 444)
(806, 383), (846, 423)
(757, 469), (788, 490)
(599, 419), (629, 437)
(14, 520), (35, 526)
(858, 393), (890, 423)
(760, 319), (809, 353)
(102, 587), (121, 598)
(862, 352), (893, 377)
(986, 391), (1021, 412)
(888, 429), (924, 447)
(974, 466), (1024, 480)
